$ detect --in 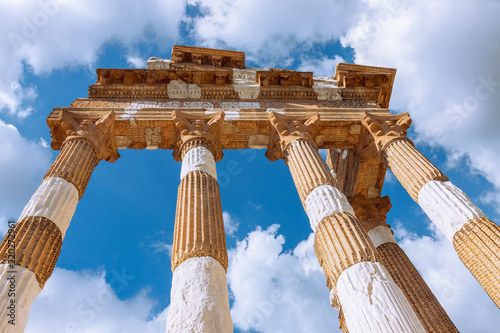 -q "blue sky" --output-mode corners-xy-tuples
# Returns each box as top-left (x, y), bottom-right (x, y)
(1, 0), (500, 332)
